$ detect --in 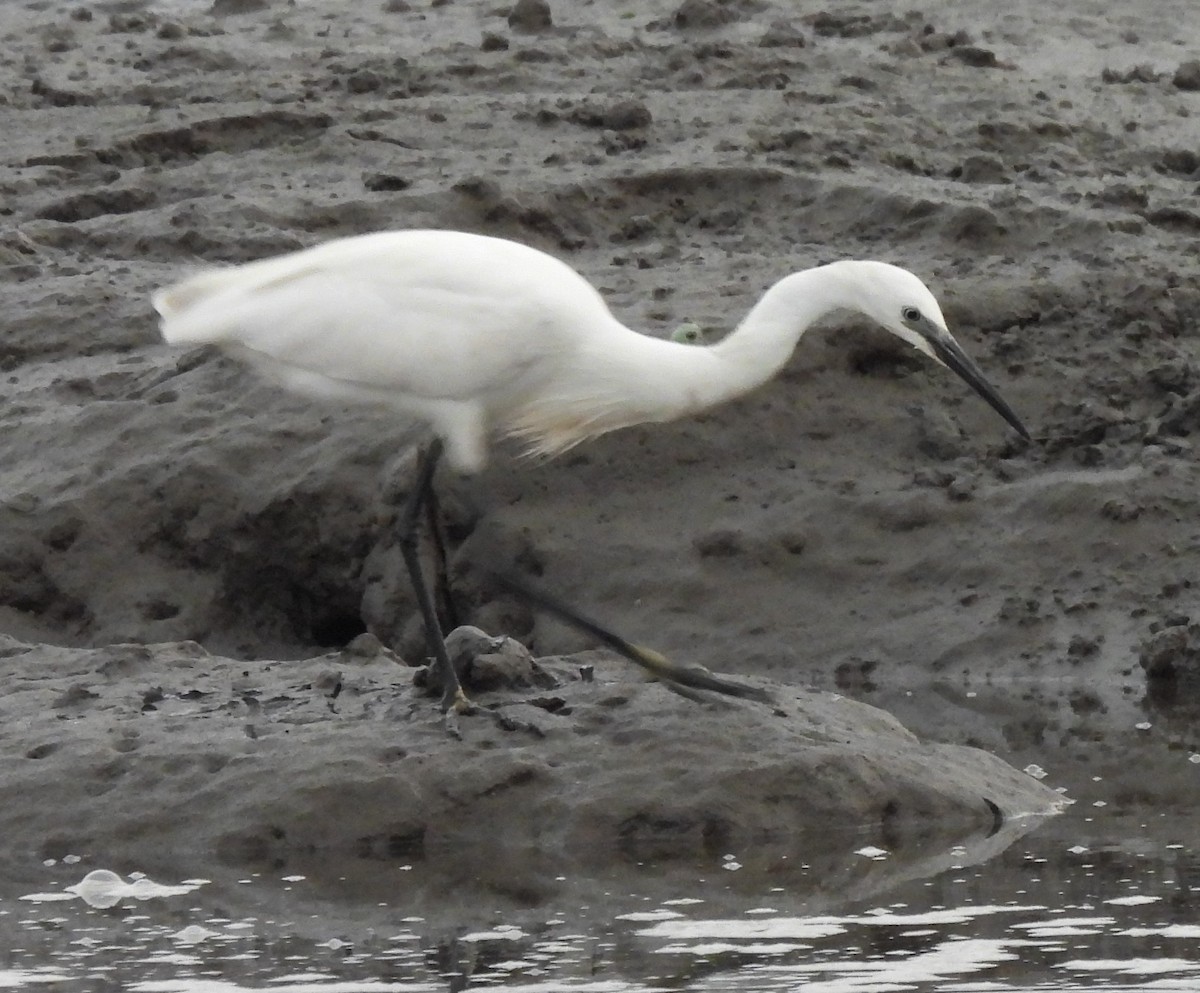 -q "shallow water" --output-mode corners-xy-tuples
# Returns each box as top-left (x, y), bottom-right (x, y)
(7, 677), (1199, 992)
(5, 797), (1199, 993)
